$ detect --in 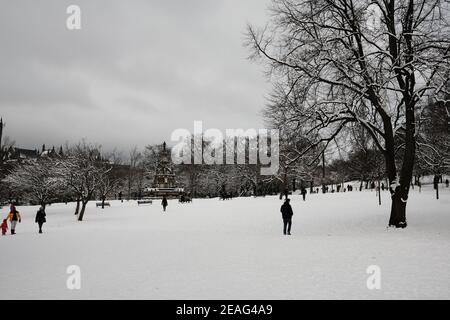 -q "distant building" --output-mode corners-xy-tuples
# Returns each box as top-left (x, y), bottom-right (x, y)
(4, 145), (61, 163)
(7, 147), (39, 161)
